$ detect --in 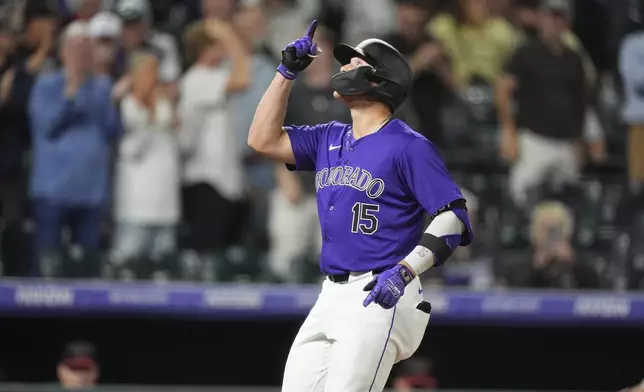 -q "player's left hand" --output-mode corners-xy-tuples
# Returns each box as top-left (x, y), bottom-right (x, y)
(363, 265), (414, 309)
